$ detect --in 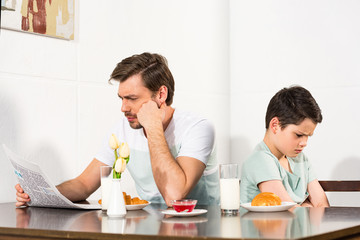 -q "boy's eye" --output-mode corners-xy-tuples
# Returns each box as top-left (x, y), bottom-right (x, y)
(296, 134), (302, 138)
